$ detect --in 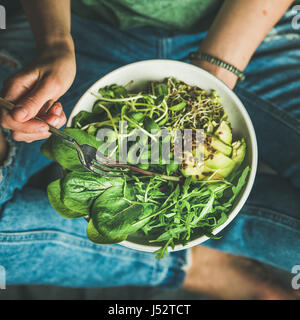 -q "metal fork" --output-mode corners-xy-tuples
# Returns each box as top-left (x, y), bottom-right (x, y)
(0, 97), (181, 181)
(0, 97), (128, 177)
